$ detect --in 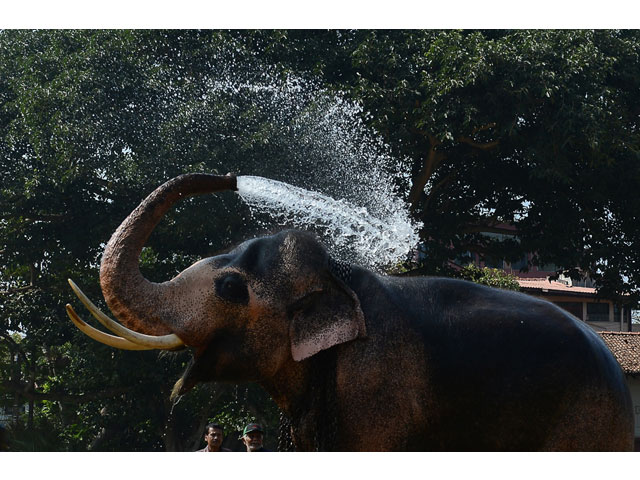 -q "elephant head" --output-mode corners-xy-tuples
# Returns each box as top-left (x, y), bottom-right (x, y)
(67, 173), (366, 396)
